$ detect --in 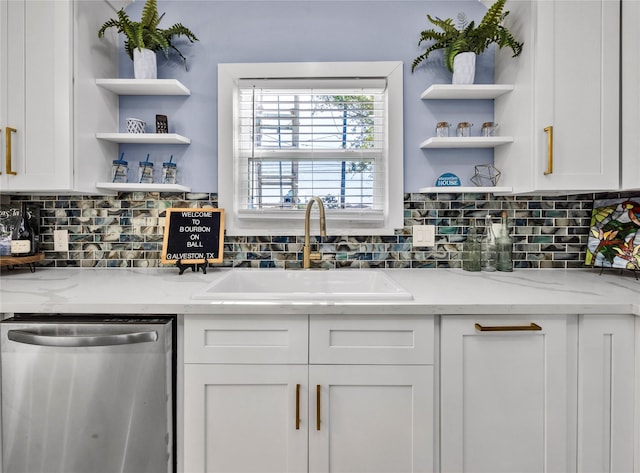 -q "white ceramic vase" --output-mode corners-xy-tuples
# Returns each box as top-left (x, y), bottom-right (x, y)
(133, 48), (157, 80)
(451, 52), (476, 85)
